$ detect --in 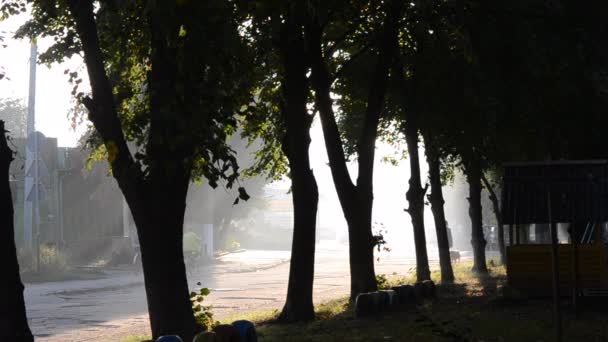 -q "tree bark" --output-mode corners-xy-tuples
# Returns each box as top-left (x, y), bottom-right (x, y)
(404, 123), (431, 281)
(277, 9), (319, 321)
(464, 155), (488, 274)
(280, 157), (318, 322)
(0, 121), (34, 342)
(423, 136), (455, 283)
(135, 197), (197, 340)
(481, 173), (506, 265)
(67, 1), (197, 339)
